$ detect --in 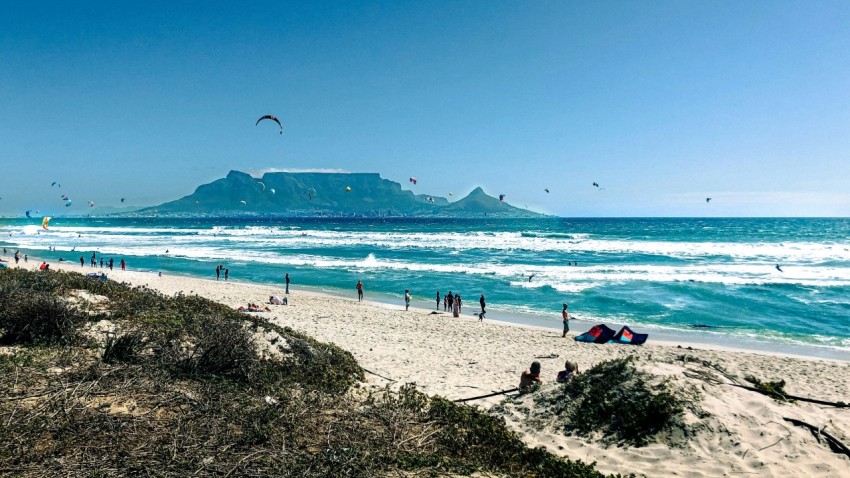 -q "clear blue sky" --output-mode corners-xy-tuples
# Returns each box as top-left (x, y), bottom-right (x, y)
(2, 1), (849, 216)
